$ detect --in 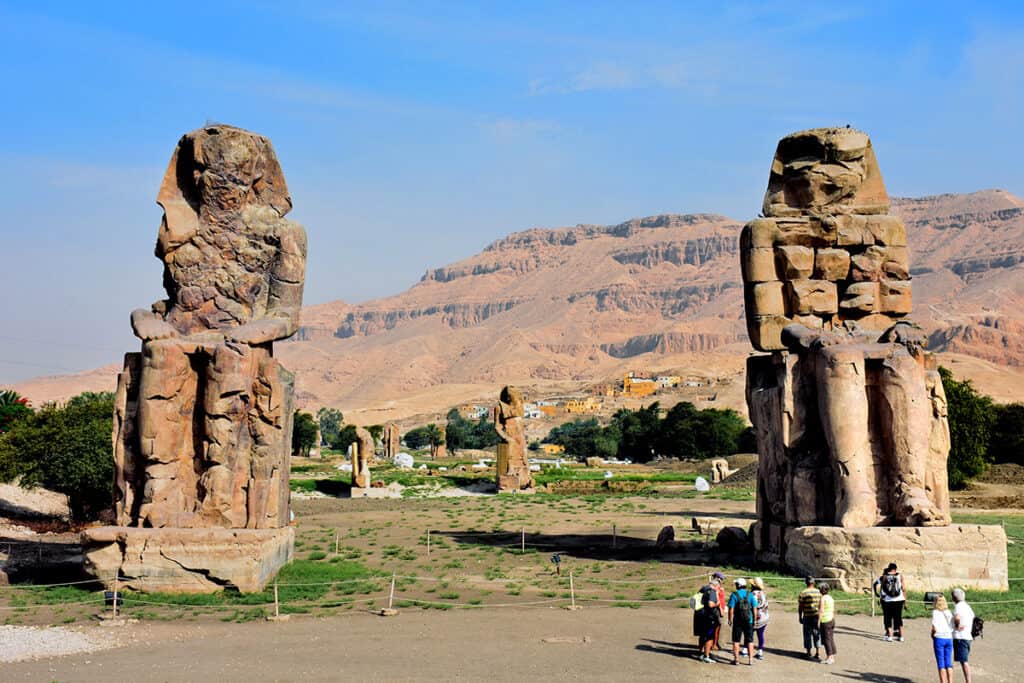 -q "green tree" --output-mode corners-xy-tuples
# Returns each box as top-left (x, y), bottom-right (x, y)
(0, 391), (114, 519)
(332, 424), (359, 452)
(425, 423), (444, 458)
(990, 403), (1024, 466)
(316, 407), (343, 446)
(291, 410), (319, 456)
(613, 403), (661, 462)
(367, 424), (384, 444)
(445, 409), (500, 453)
(544, 418), (618, 460)
(940, 367), (995, 489)
(0, 389), (33, 432)
(403, 426), (431, 450)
